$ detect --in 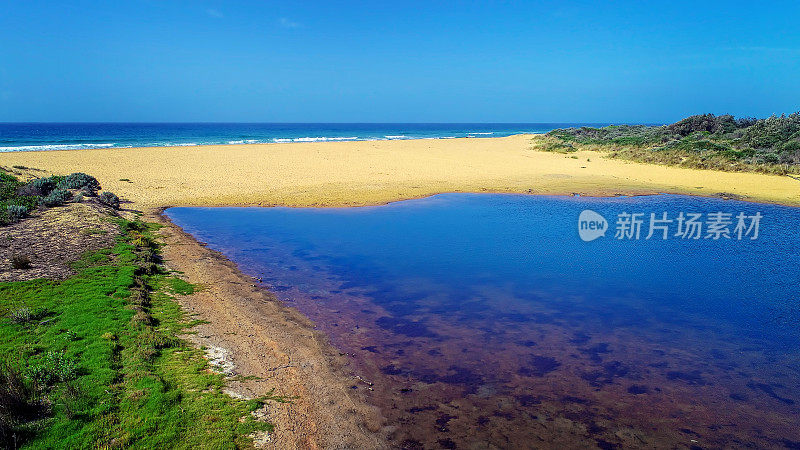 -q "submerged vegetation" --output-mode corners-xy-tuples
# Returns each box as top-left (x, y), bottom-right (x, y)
(1, 213), (273, 447)
(542, 113), (800, 174)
